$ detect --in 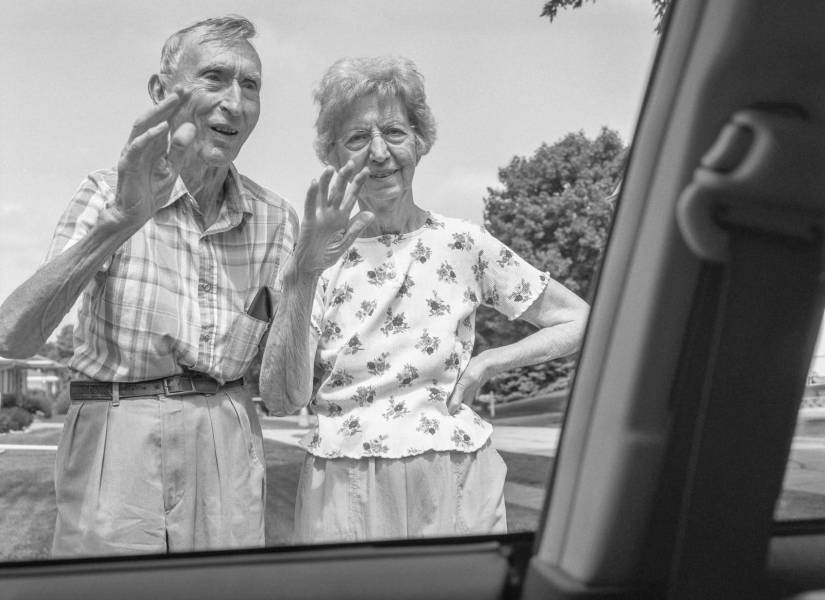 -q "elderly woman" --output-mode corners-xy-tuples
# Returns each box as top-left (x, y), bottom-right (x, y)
(260, 56), (588, 543)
